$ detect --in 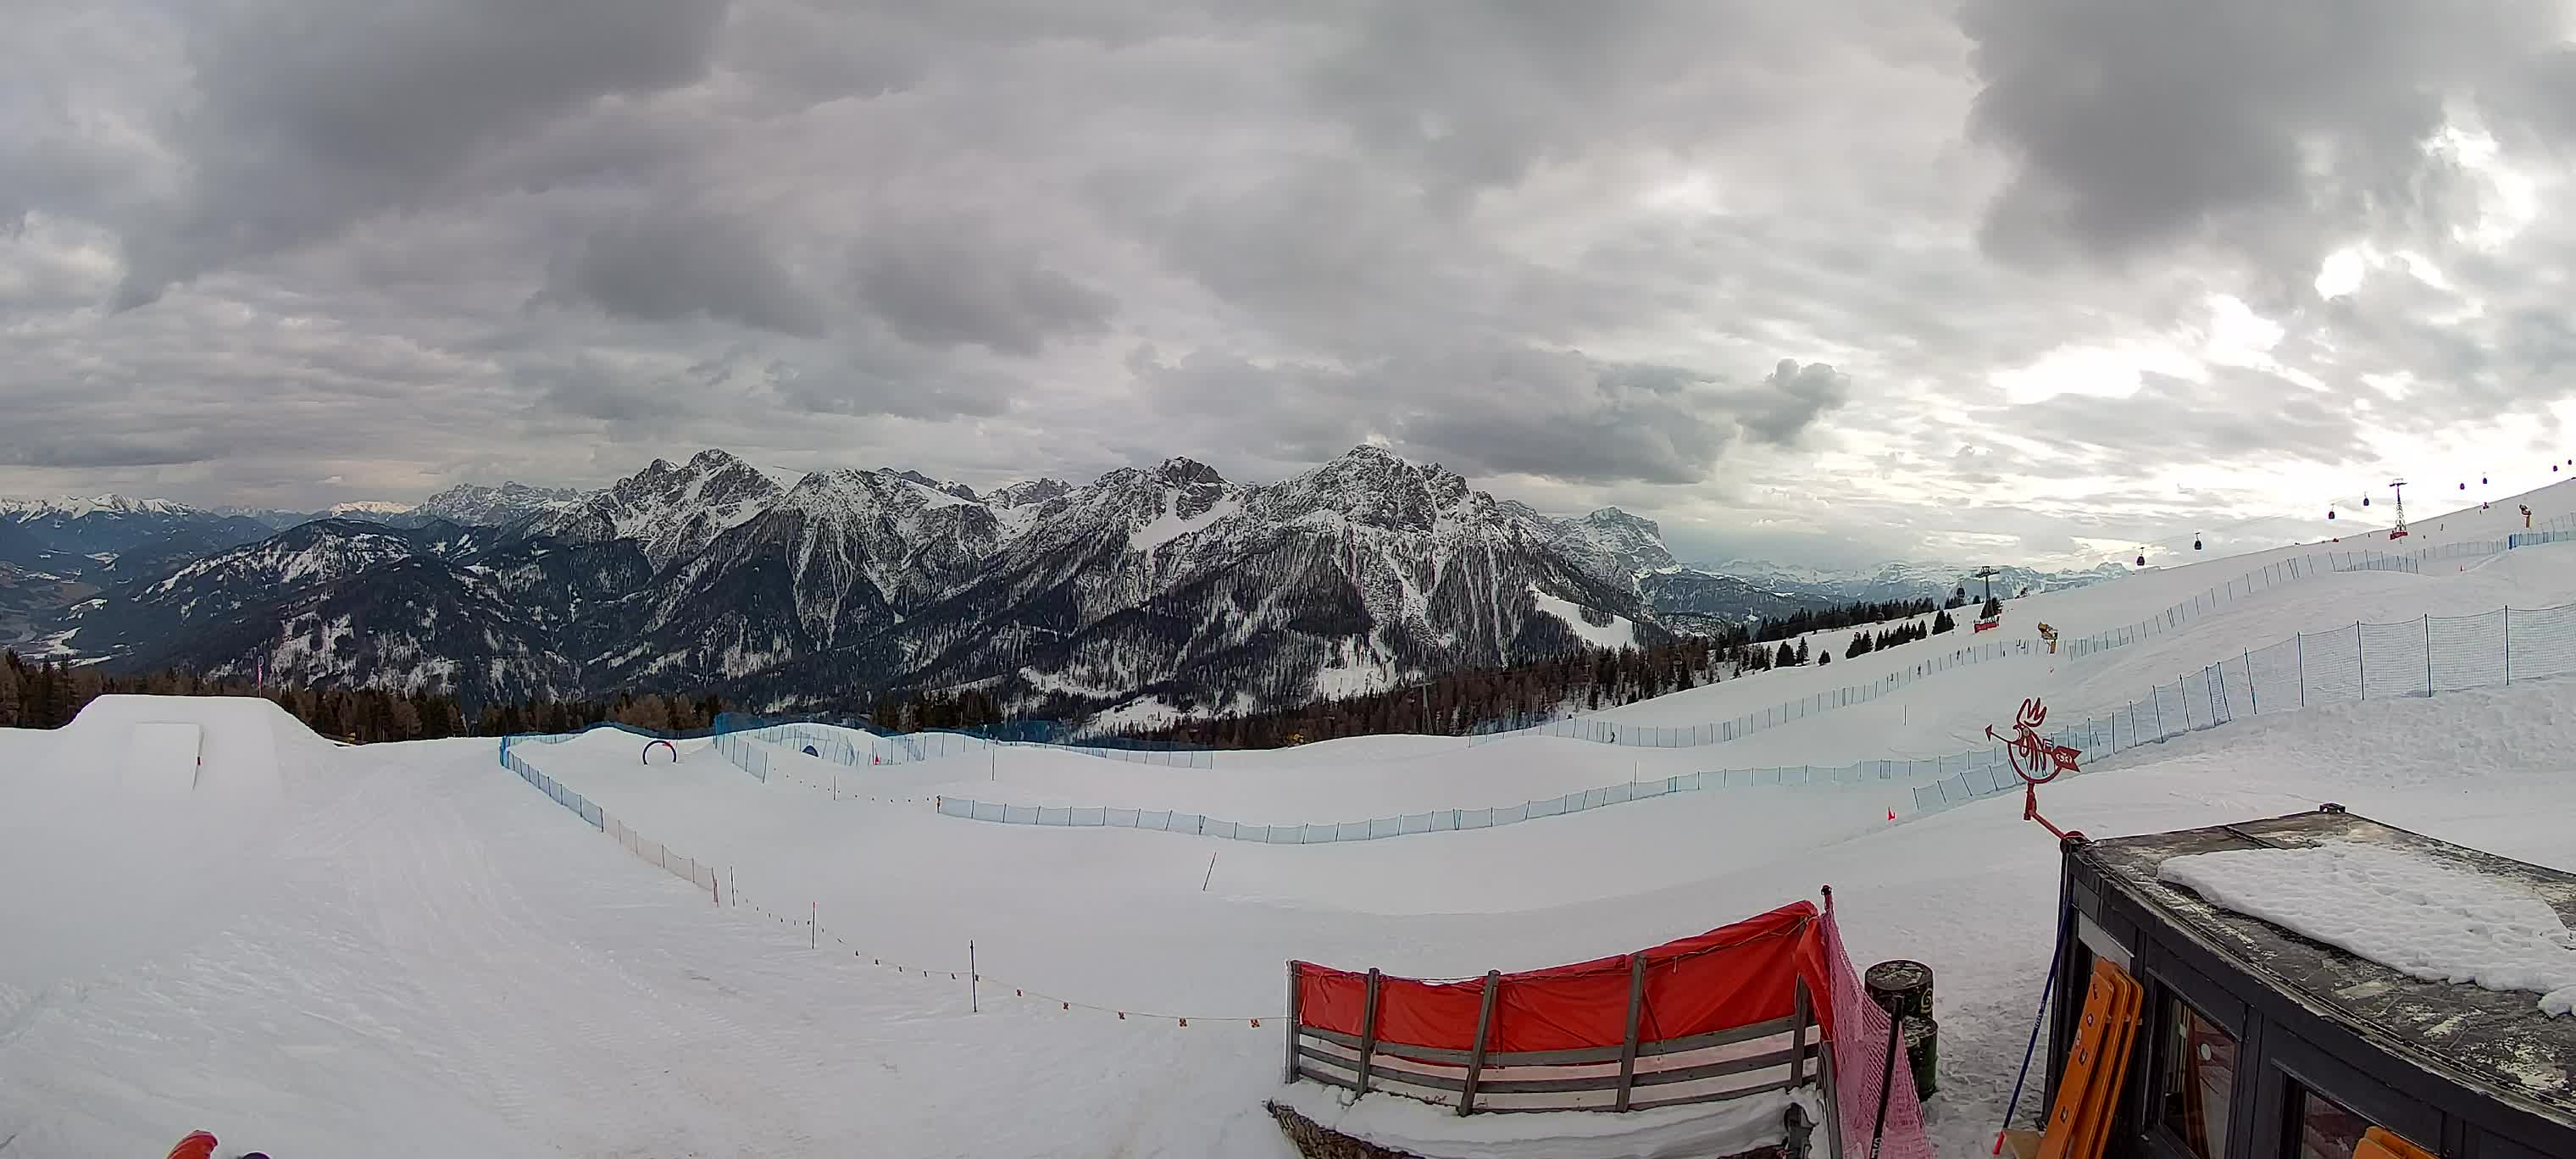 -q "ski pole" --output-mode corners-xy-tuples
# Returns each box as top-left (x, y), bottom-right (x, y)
(1869, 994), (1903, 1157)
(1993, 910), (2073, 1153)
